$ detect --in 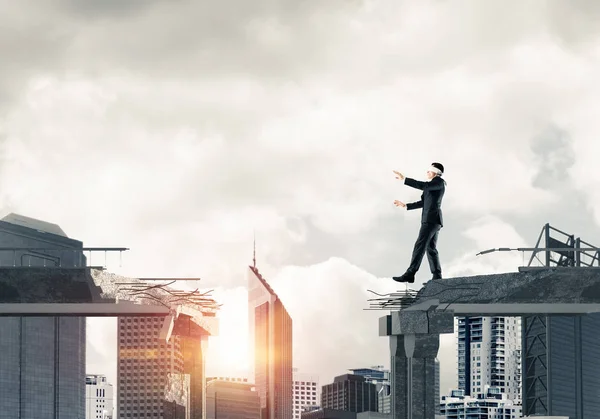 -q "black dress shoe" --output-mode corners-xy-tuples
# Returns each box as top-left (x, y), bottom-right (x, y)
(393, 273), (415, 283)
(432, 275), (442, 280)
